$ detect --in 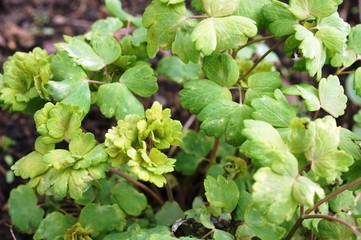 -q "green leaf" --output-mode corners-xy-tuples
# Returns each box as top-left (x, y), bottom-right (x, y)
(172, 21), (200, 63)
(202, 0), (240, 17)
(319, 75), (347, 118)
(11, 151), (50, 179)
(234, 190), (252, 221)
(79, 203), (126, 237)
(111, 181), (148, 216)
(191, 16), (257, 56)
(85, 17), (123, 39)
(33, 212), (76, 240)
(213, 229), (234, 240)
(244, 72), (282, 105)
(119, 64), (158, 97)
(234, 0), (270, 29)
(143, 0), (186, 57)
(282, 83), (320, 112)
(262, 2), (298, 37)
(339, 128), (361, 161)
(97, 82), (144, 119)
(69, 132), (96, 159)
(252, 167), (297, 224)
(155, 201), (184, 226)
(348, 24), (361, 54)
(329, 189), (356, 213)
(354, 67), (361, 97)
(157, 56), (201, 84)
(251, 89), (296, 128)
(180, 130), (214, 157)
(198, 100), (252, 145)
(294, 25), (326, 79)
(289, 0), (342, 19)
(317, 212), (355, 239)
(179, 80), (232, 115)
(105, 0), (142, 26)
(202, 53), (239, 87)
(204, 175), (239, 212)
(175, 152), (203, 176)
(241, 120), (298, 176)
(315, 13), (350, 54)
(287, 117), (316, 154)
(292, 176), (324, 207)
(305, 116), (354, 181)
(56, 37), (105, 71)
(8, 185), (45, 234)
(91, 35), (122, 65)
(47, 78), (91, 114)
